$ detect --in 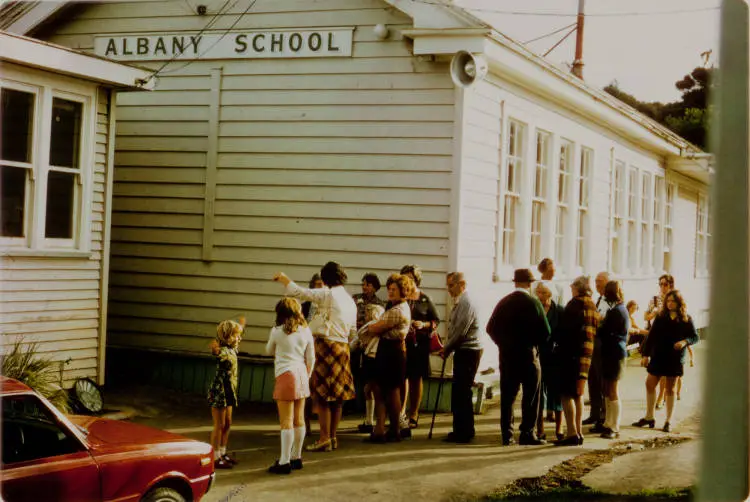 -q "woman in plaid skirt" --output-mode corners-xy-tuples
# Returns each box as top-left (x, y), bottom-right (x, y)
(273, 262), (357, 452)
